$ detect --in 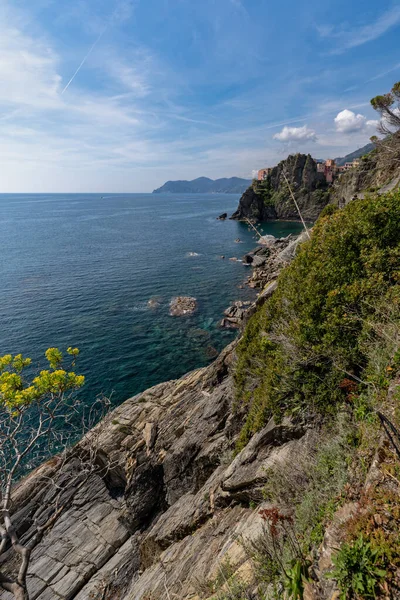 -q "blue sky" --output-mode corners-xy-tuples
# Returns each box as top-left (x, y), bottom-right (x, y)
(0, 0), (399, 192)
